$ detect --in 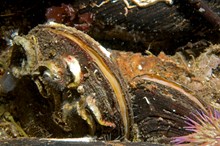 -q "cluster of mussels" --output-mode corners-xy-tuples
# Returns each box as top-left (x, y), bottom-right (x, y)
(0, 21), (219, 145)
